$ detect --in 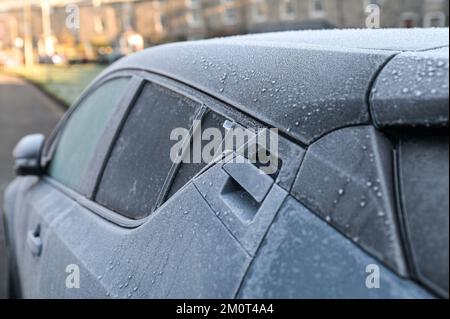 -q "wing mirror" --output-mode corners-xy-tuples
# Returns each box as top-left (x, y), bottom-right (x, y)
(13, 134), (45, 176)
